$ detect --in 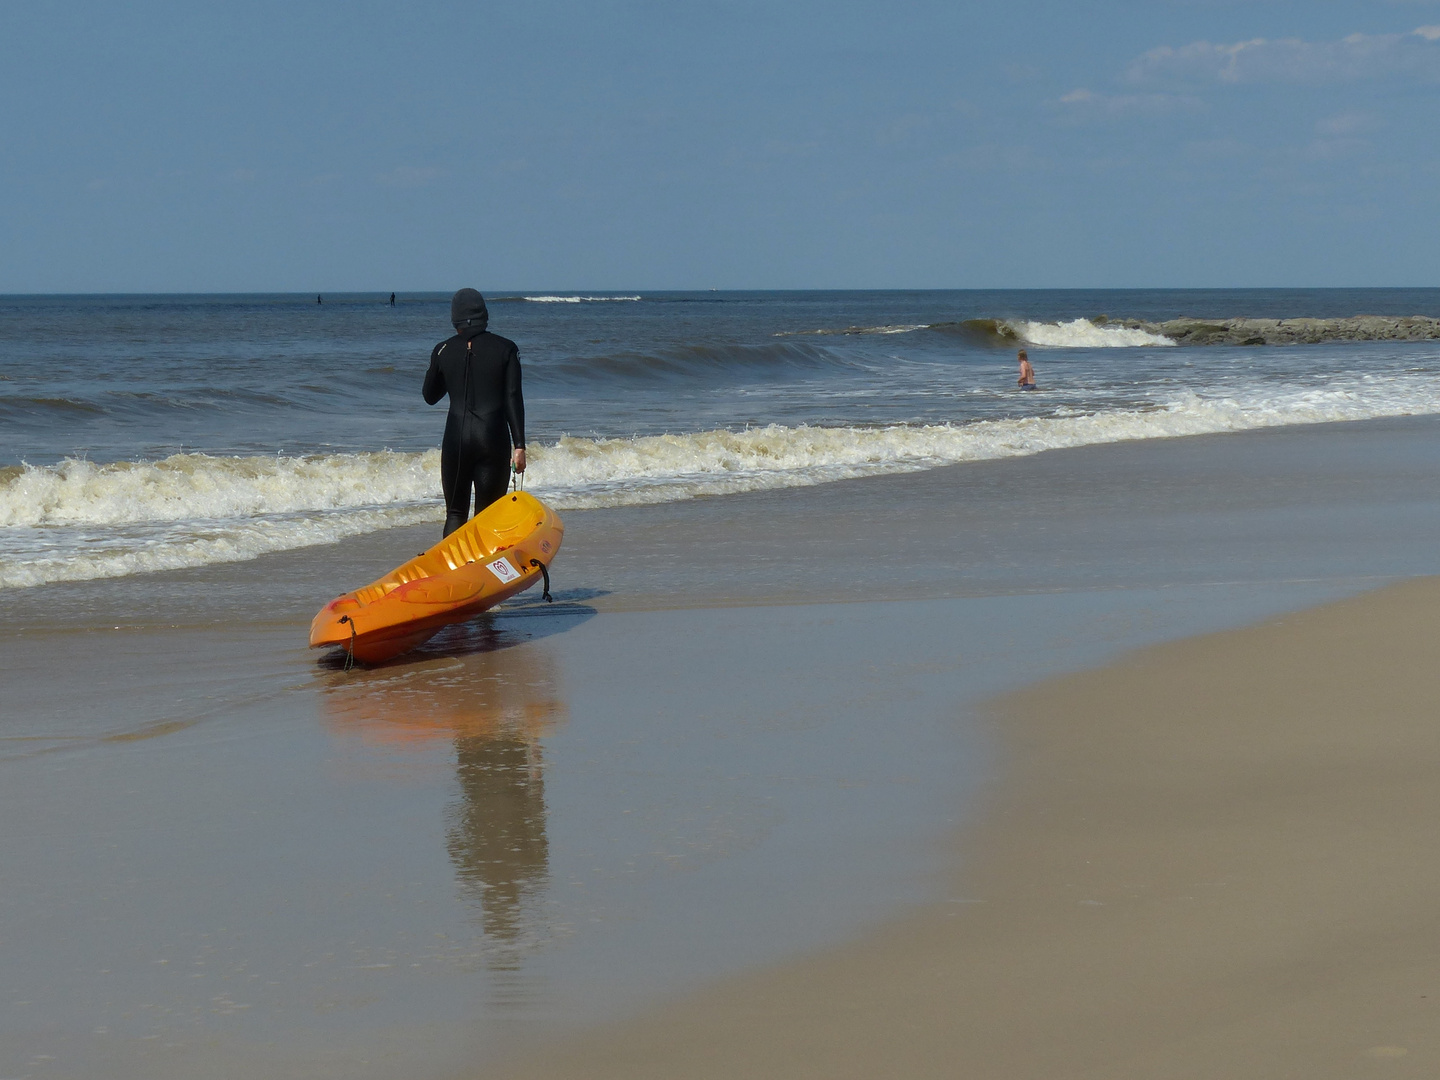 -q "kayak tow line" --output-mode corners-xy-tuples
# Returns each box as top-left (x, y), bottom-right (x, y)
(529, 559), (553, 602)
(339, 614), (357, 671)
